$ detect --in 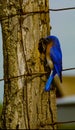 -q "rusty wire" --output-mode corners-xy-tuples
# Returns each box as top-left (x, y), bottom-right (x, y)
(42, 120), (75, 126)
(0, 67), (75, 82)
(49, 7), (75, 11)
(0, 7), (75, 21)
